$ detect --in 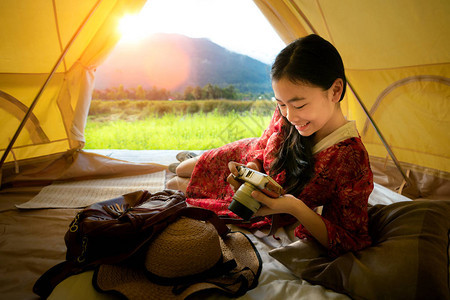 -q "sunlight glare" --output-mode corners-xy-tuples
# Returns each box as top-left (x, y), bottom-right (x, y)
(115, 0), (285, 63)
(118, 14), (149, 43)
